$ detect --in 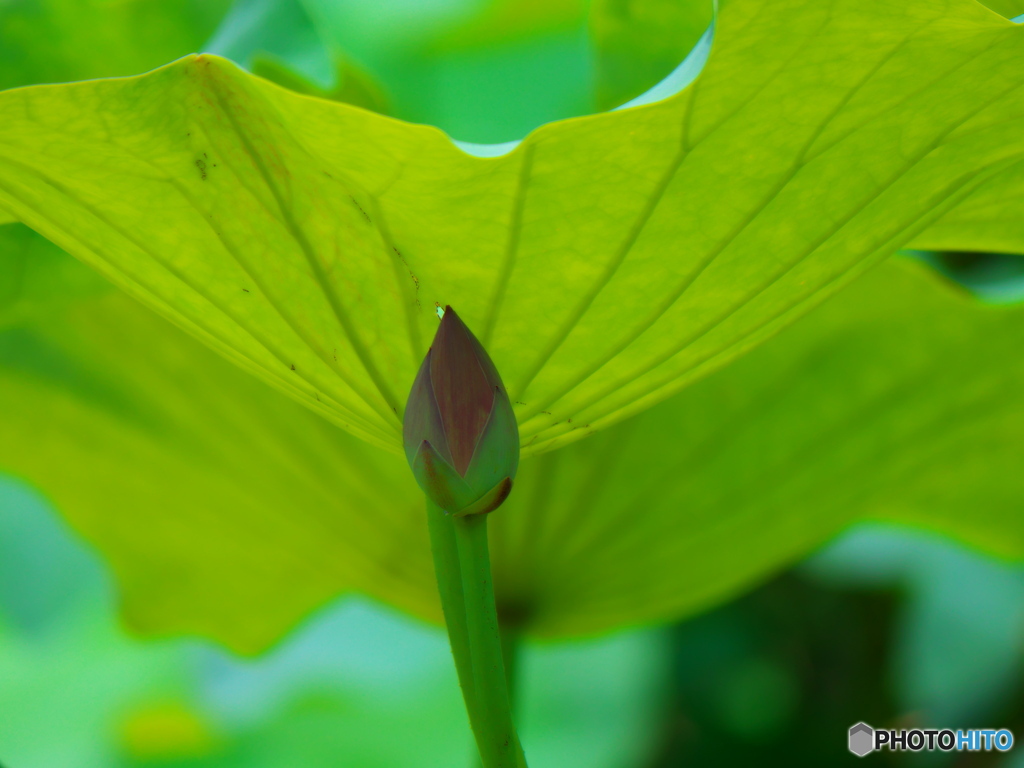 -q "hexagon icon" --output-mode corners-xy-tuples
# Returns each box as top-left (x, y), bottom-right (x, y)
(849, 722), (875, 757)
